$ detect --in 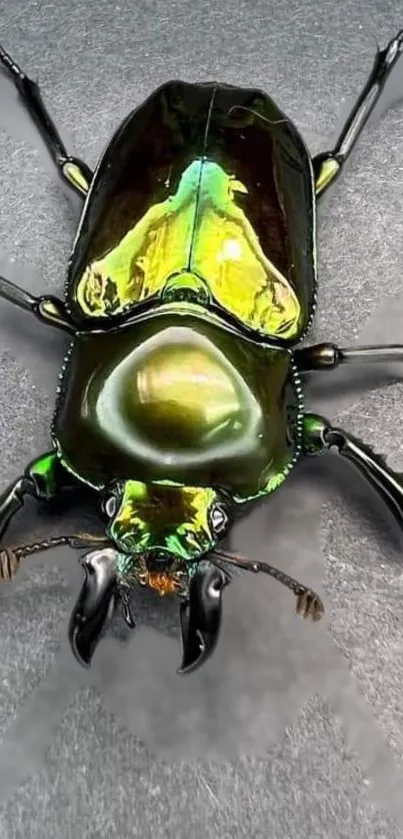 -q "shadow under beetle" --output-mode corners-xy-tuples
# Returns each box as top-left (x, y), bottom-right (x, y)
(1, 33), (403, 674)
